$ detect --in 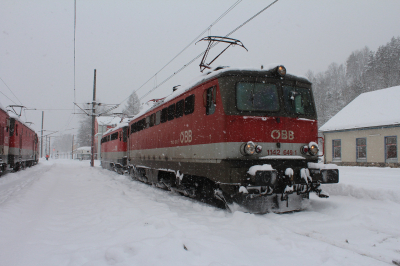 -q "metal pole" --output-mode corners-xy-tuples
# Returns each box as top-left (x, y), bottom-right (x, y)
(91, 69), (96, 167)
(71, 135), (74, 159)
(40, 111), (44, 157)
